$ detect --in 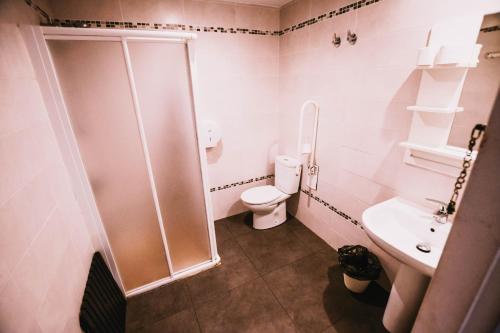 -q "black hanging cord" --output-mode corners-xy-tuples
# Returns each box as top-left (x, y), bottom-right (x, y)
(446, 123), (487, 215)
